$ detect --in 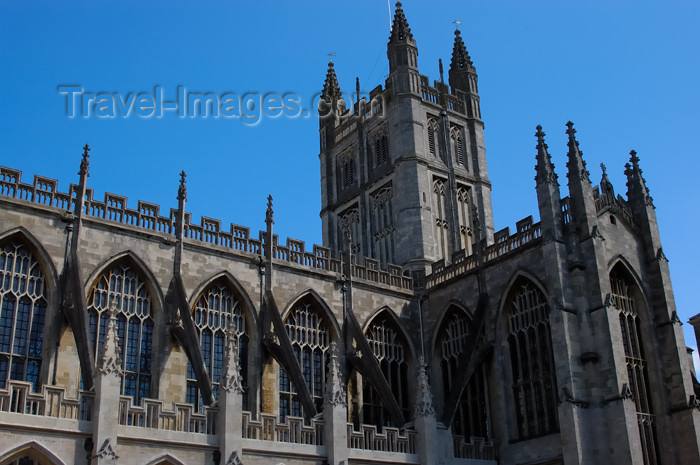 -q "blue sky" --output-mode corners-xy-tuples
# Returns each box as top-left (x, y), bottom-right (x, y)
(1, 1), (699, 356)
